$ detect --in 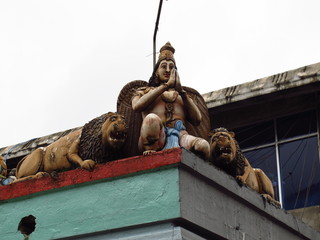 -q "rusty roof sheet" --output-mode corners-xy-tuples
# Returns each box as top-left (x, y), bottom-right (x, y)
(202, 62), (320, 109)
